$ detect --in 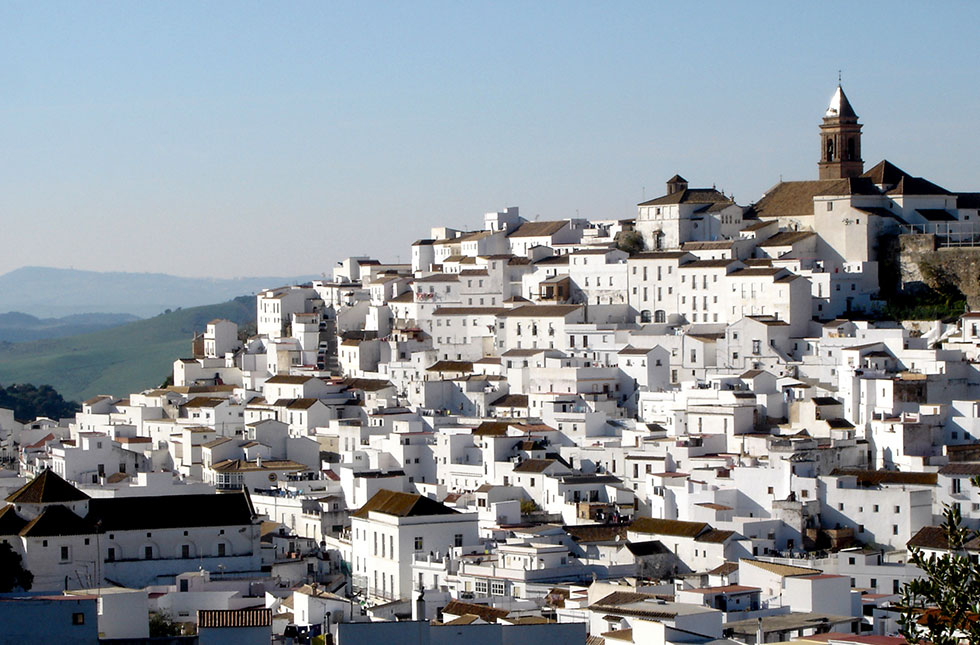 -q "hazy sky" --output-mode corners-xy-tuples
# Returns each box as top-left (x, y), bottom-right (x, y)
(2, 2), (978, 279)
